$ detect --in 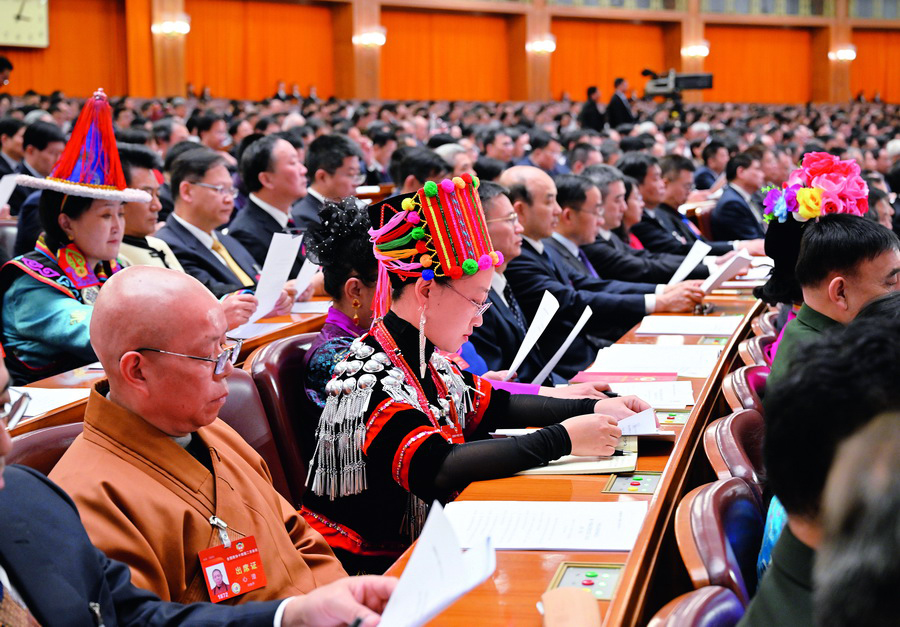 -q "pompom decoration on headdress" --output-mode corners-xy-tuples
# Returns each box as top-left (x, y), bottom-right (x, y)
(367, 173), (503, 318)
(761, 152), (867, 224)
(15, 88), (150, 203)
